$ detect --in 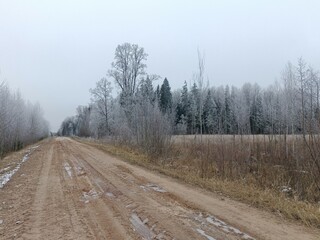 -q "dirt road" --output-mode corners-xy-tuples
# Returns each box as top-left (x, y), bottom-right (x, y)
(0, 137), (319, 239)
